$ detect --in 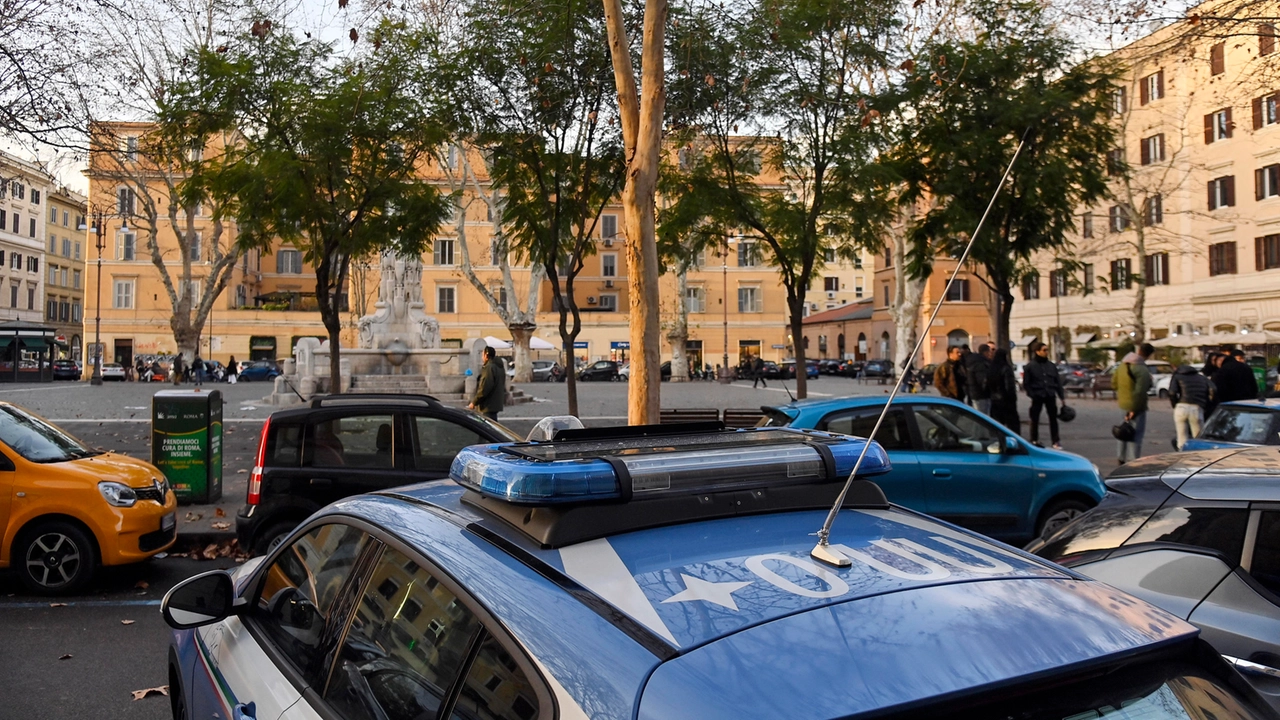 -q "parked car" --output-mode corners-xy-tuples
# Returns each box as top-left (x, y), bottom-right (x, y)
(235, 393), (520, 555)
(759, 396), (1105, 543)
(1101, 360), (1174, 396)
(0, 401), (175, 593)
(861, 359), (895, 378)
(918, 363), (938, 387)
(1058, 362), (1098, 393)
(838, 359), (865, 377)
(818, 359), (843, 374)
(1028, 446), (1280, 711)
(578, 359), (620, 381)
(1182, 399), (1280, 450)
(505, 359), (560, 382)
(237, 360), (280, 381)
(51, 360), (80, 381)
(779, 360), (820, 379)
(100, 362), (127, 381)
(164, 426), (1274, 720)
